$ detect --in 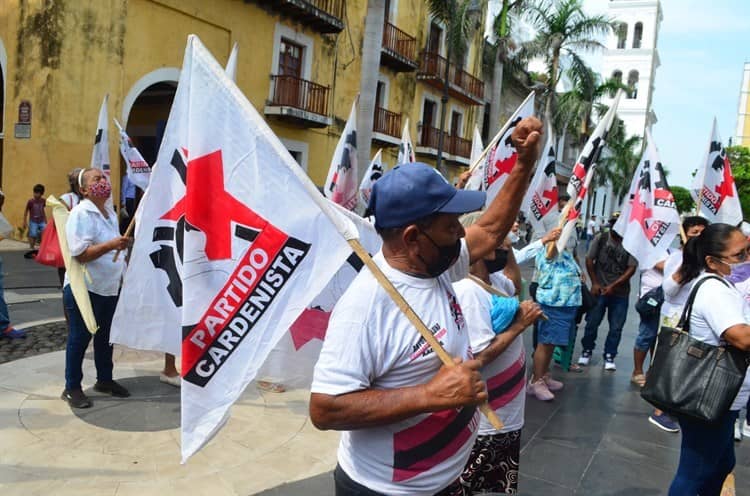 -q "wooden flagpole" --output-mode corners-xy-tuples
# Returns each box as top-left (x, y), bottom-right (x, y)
(112, 215), (136, 262)
(348, 240), (504, 430)
(545, 200), (574, 258)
